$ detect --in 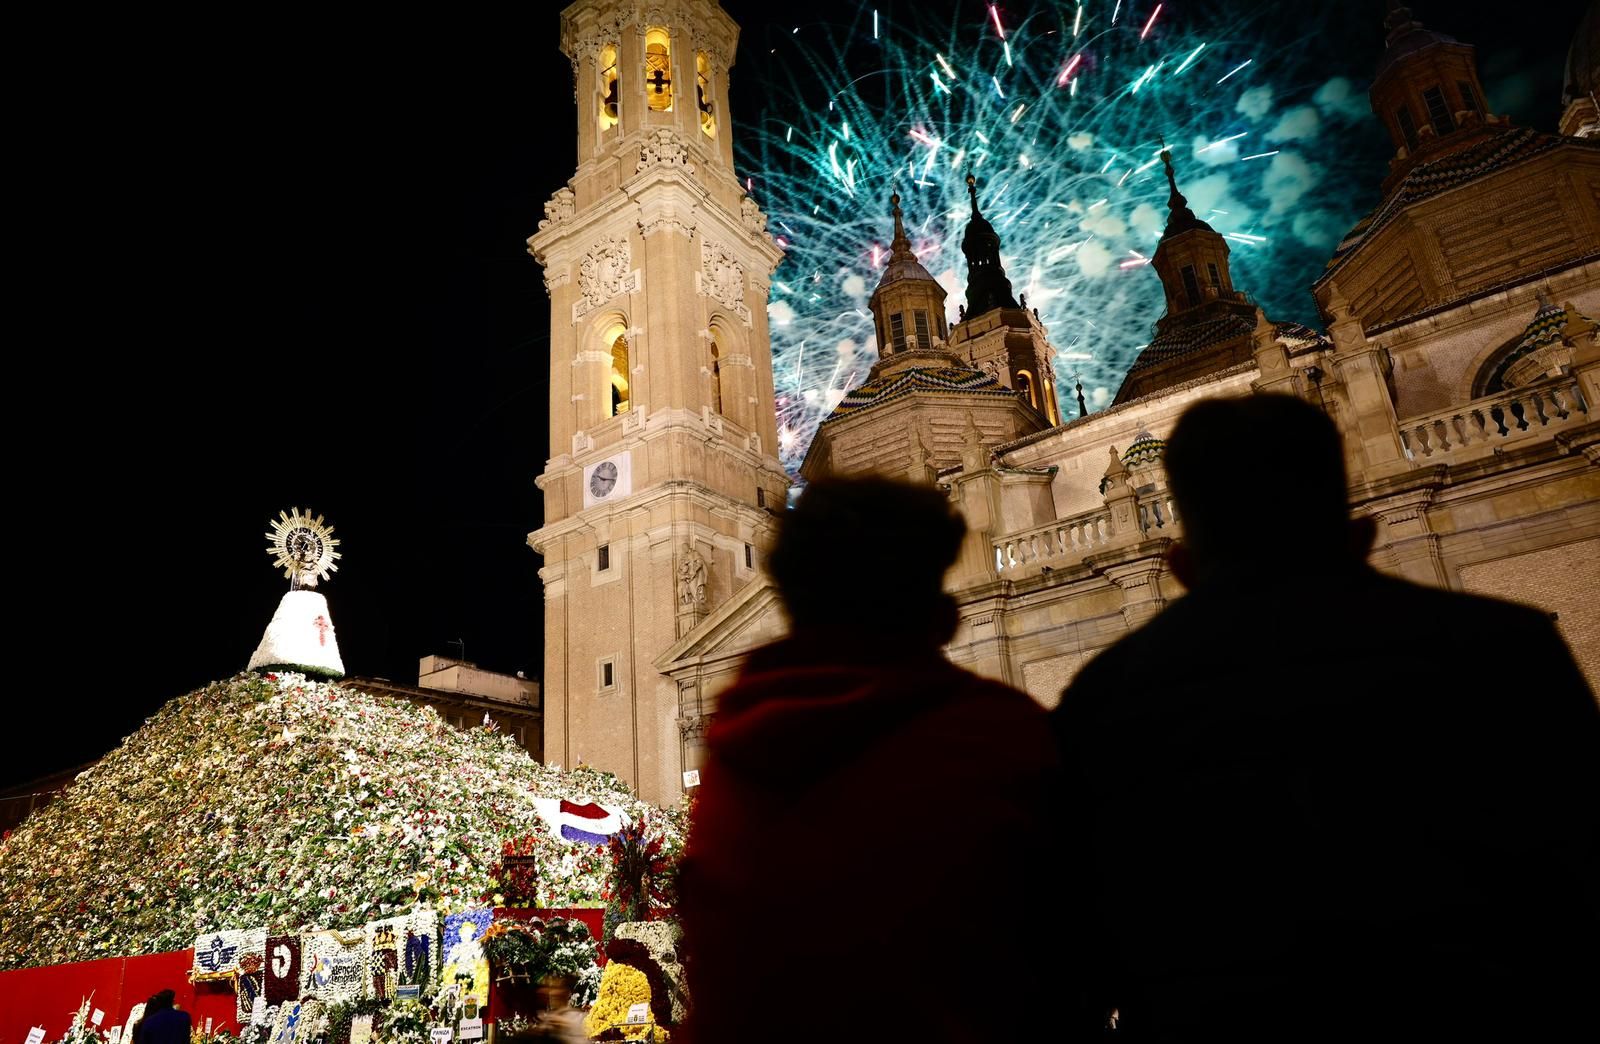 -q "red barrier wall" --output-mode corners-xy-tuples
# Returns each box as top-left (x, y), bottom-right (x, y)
(0, 950), (239, 1044)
